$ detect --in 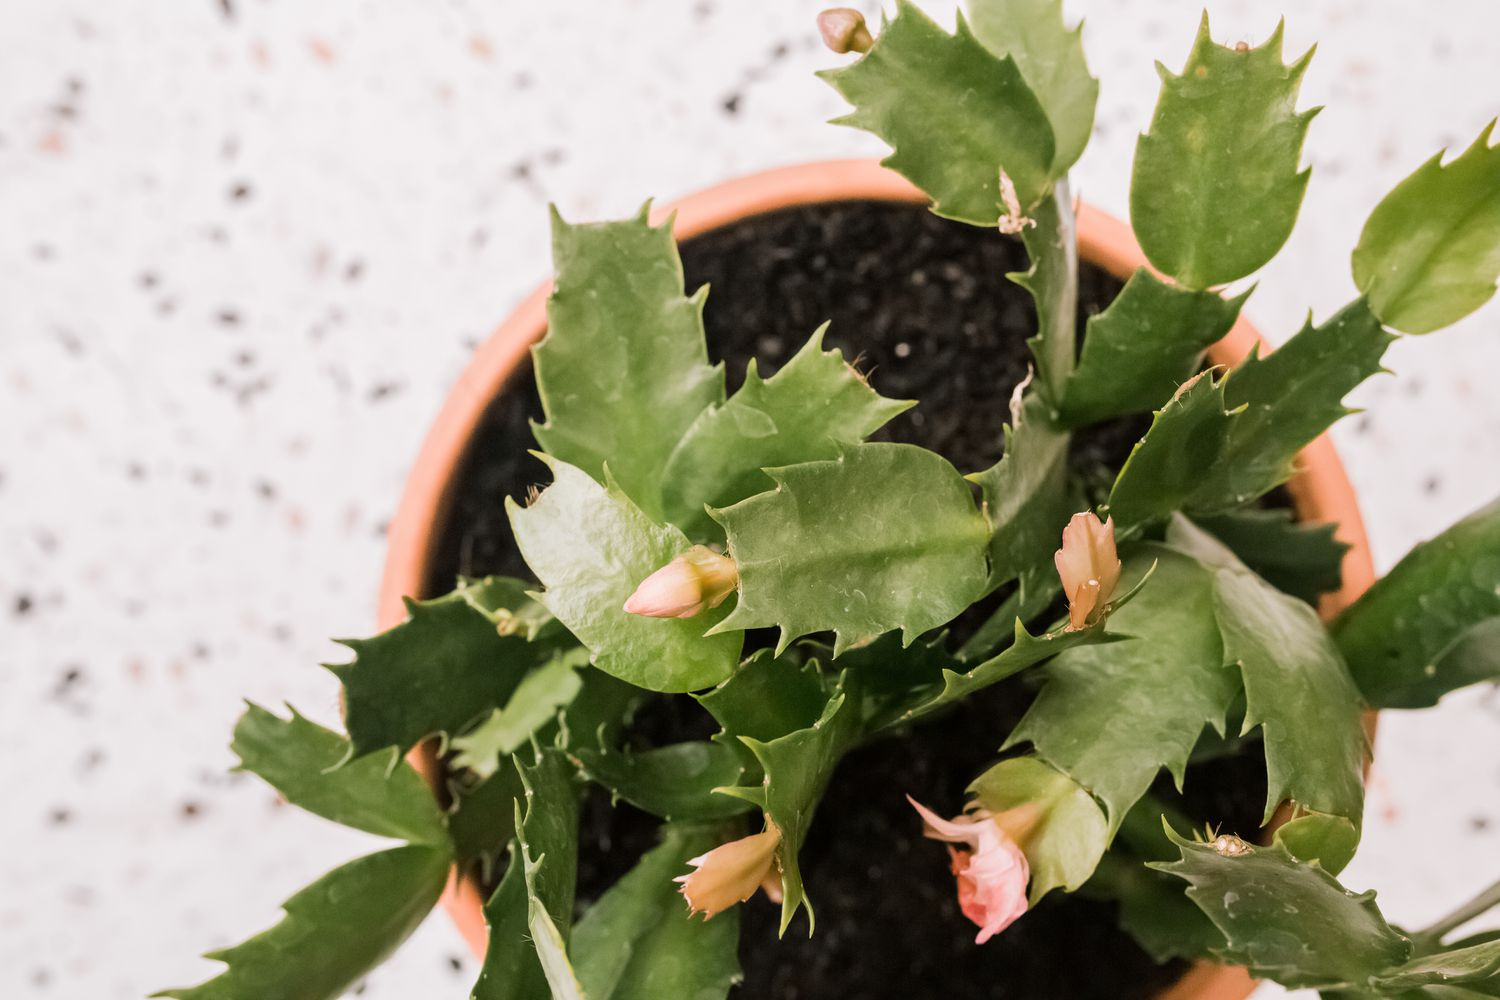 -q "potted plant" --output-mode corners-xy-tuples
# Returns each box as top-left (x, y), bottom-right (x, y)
(158, 3), (1500, 999)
